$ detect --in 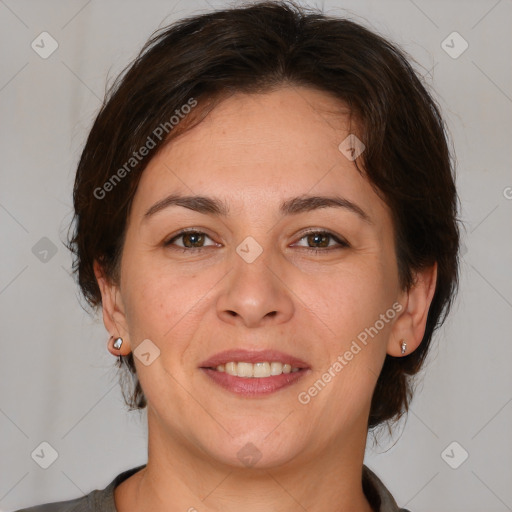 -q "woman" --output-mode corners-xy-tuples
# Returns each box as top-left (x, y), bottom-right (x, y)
(15, 1), (459, 511)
